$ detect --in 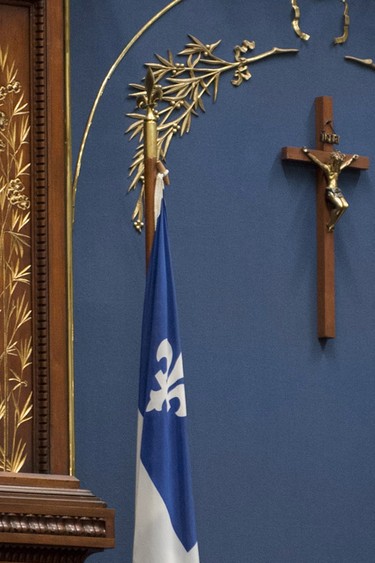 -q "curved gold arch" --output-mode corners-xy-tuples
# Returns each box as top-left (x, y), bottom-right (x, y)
(71, 0), (184, 218)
